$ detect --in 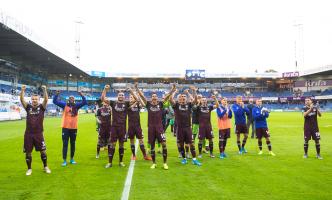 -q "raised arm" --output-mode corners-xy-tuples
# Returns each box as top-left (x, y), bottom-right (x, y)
(101, 85), (110, 102)
(128, 87), (146, 107)
(216, 106), (227, 118)
(227, 107), (233, 119)
(164, 84), (177, 104)
(184, 89), (194, 103)
(252, 107), (266, 120)
(211, 95), (219, 108)
(189, 86), (198, 105)
(20, 85), (28, 109)
(41, 85), (48, 109)
(76, 91), (87, 109)
(169, 89), (178, 105)
(317, 108), (322, 117)
(134, 82), (147, 105)
(53, 90), (66, 109)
